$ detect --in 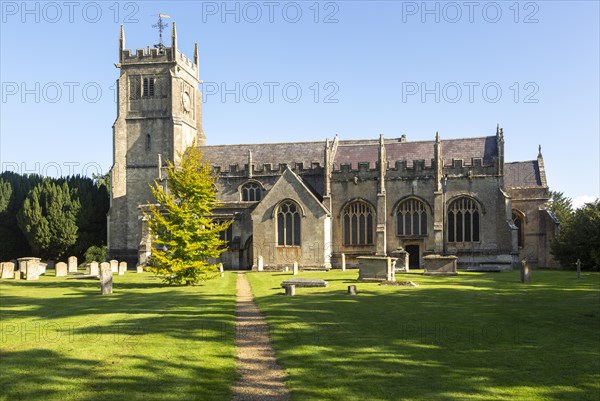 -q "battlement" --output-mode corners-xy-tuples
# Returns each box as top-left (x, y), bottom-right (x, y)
(213, 162), (324, 176)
